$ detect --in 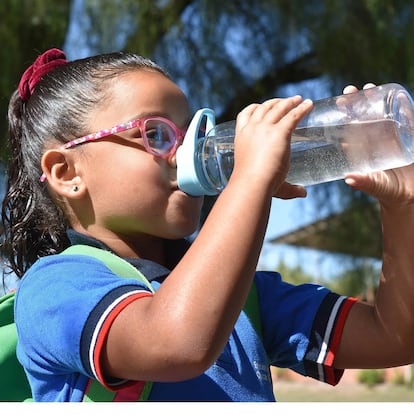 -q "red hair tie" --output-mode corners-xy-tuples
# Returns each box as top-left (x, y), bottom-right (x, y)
(18, 48), (68, 102)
